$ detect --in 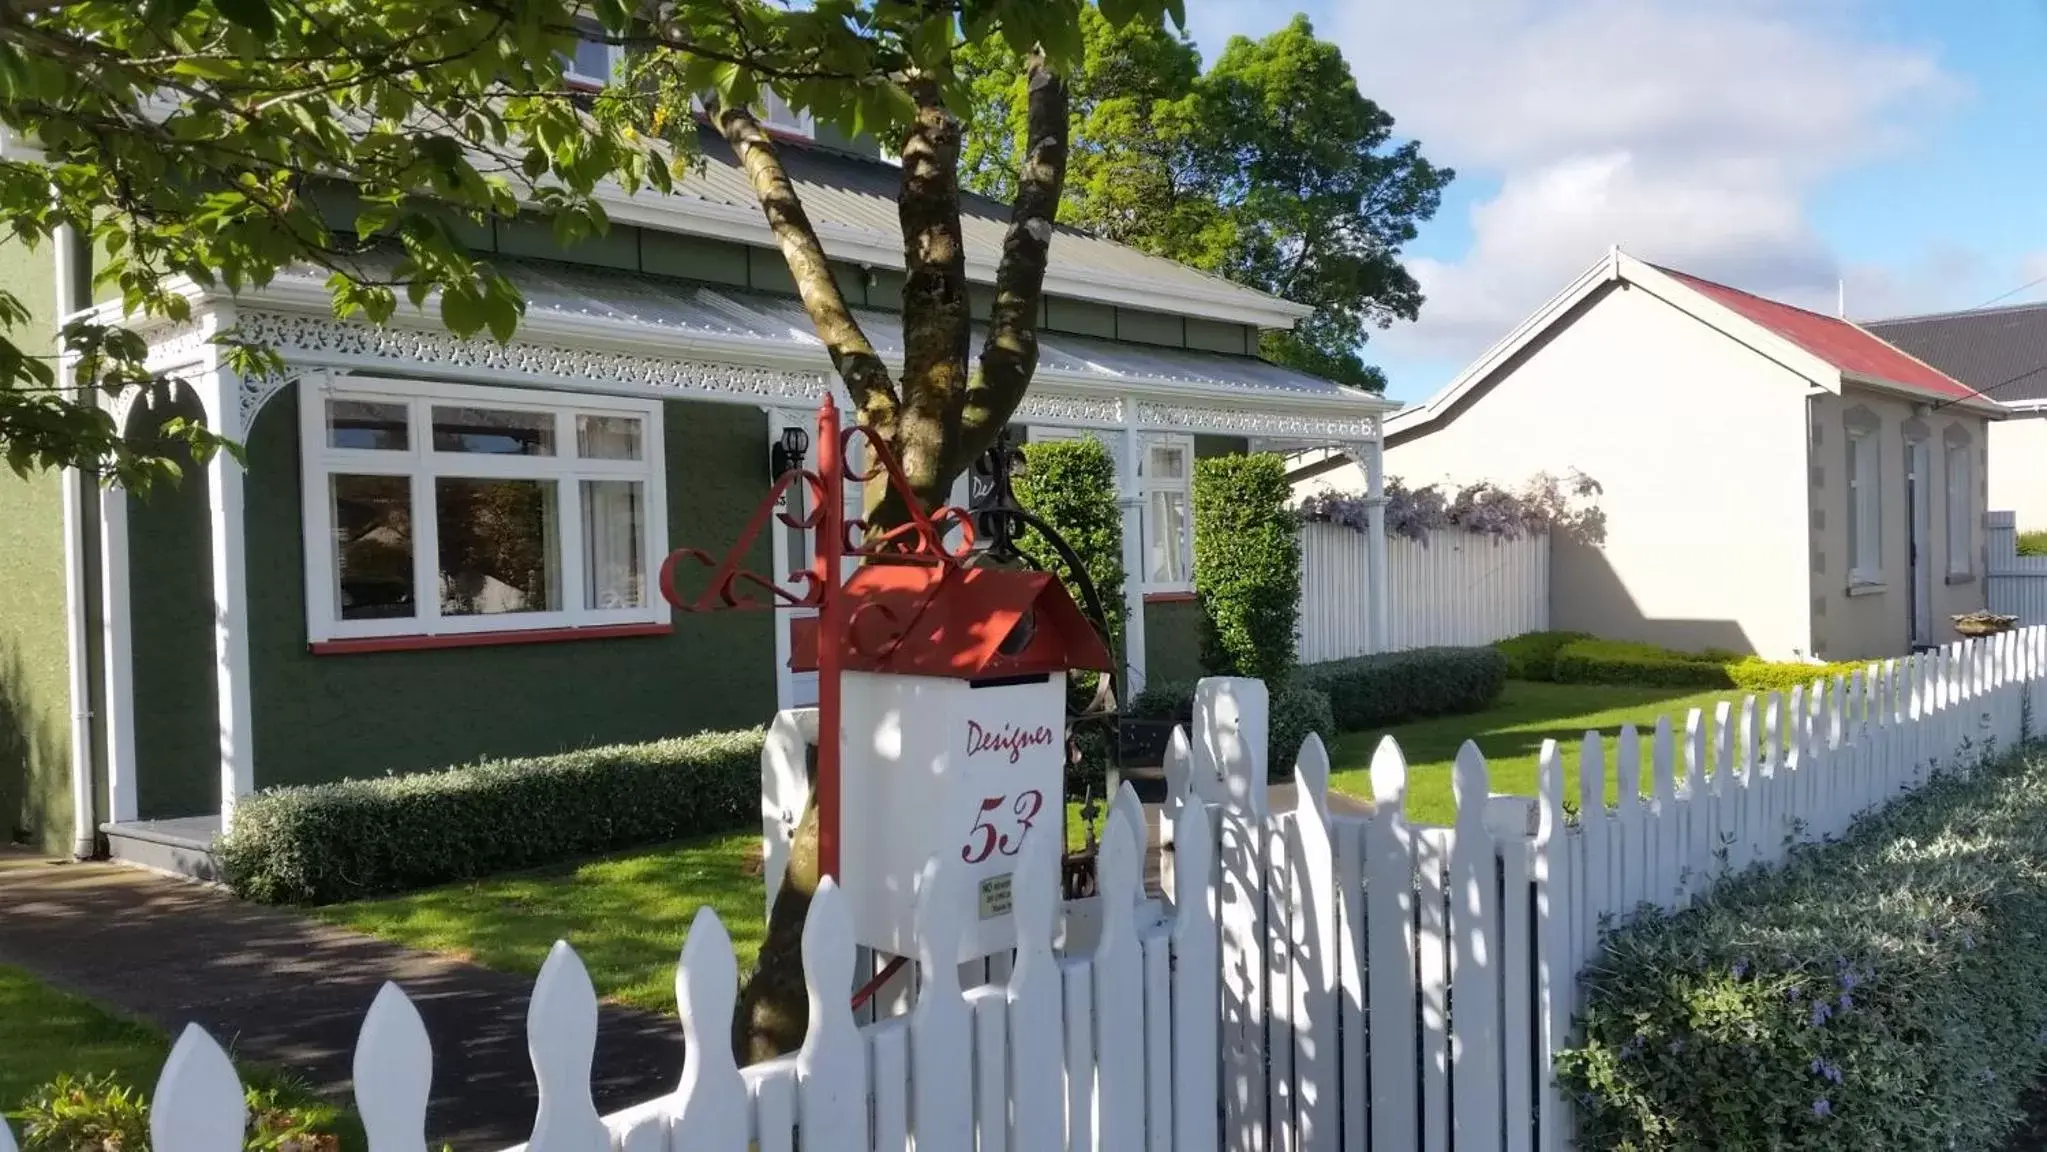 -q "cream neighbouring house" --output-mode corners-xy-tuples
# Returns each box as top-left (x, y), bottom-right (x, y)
(1352, 249), (2004, 662)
